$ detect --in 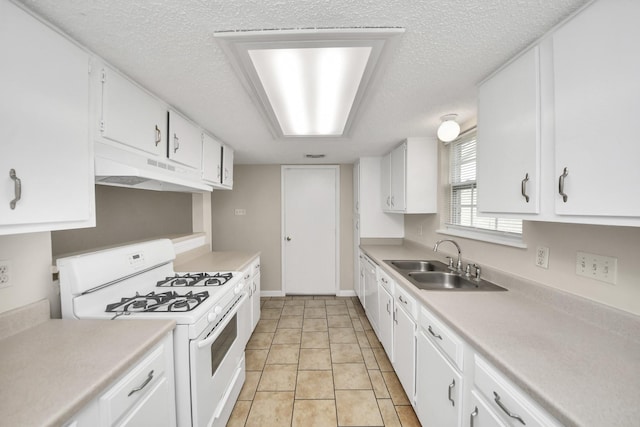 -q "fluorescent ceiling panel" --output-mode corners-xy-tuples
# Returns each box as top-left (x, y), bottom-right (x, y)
(249, 46), (371, 136)
(215, 28), (404, 138)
